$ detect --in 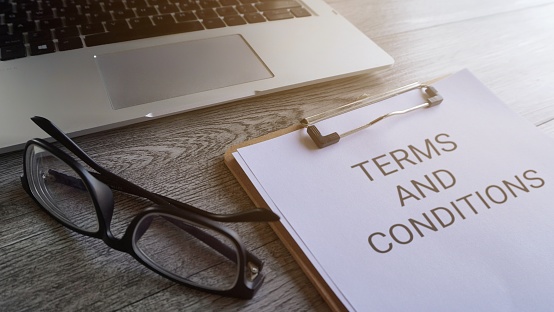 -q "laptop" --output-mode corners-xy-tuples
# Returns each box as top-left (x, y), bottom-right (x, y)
(0, 0), (393, 153)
